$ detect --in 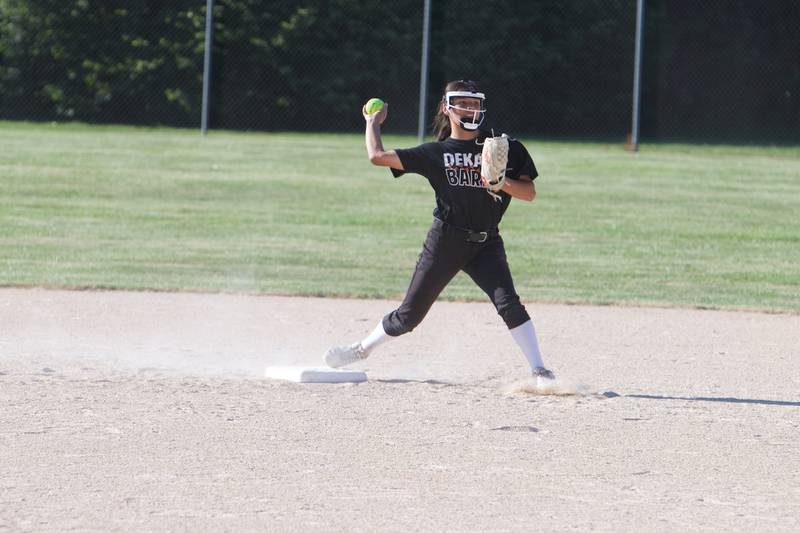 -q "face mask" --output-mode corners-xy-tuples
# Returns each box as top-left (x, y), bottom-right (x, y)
(445, 90), (486, 130)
